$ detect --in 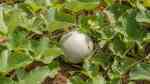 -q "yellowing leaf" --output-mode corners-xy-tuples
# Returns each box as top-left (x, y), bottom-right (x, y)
(144, 0), (150, 7)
